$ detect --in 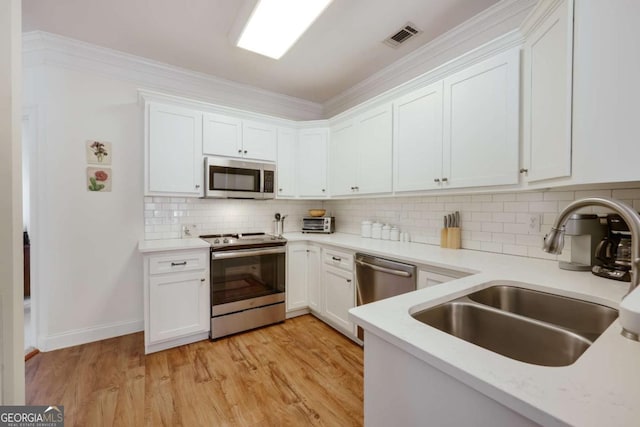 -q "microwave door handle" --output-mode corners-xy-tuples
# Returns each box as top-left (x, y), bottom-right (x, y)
(260, 169), (265, 194)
